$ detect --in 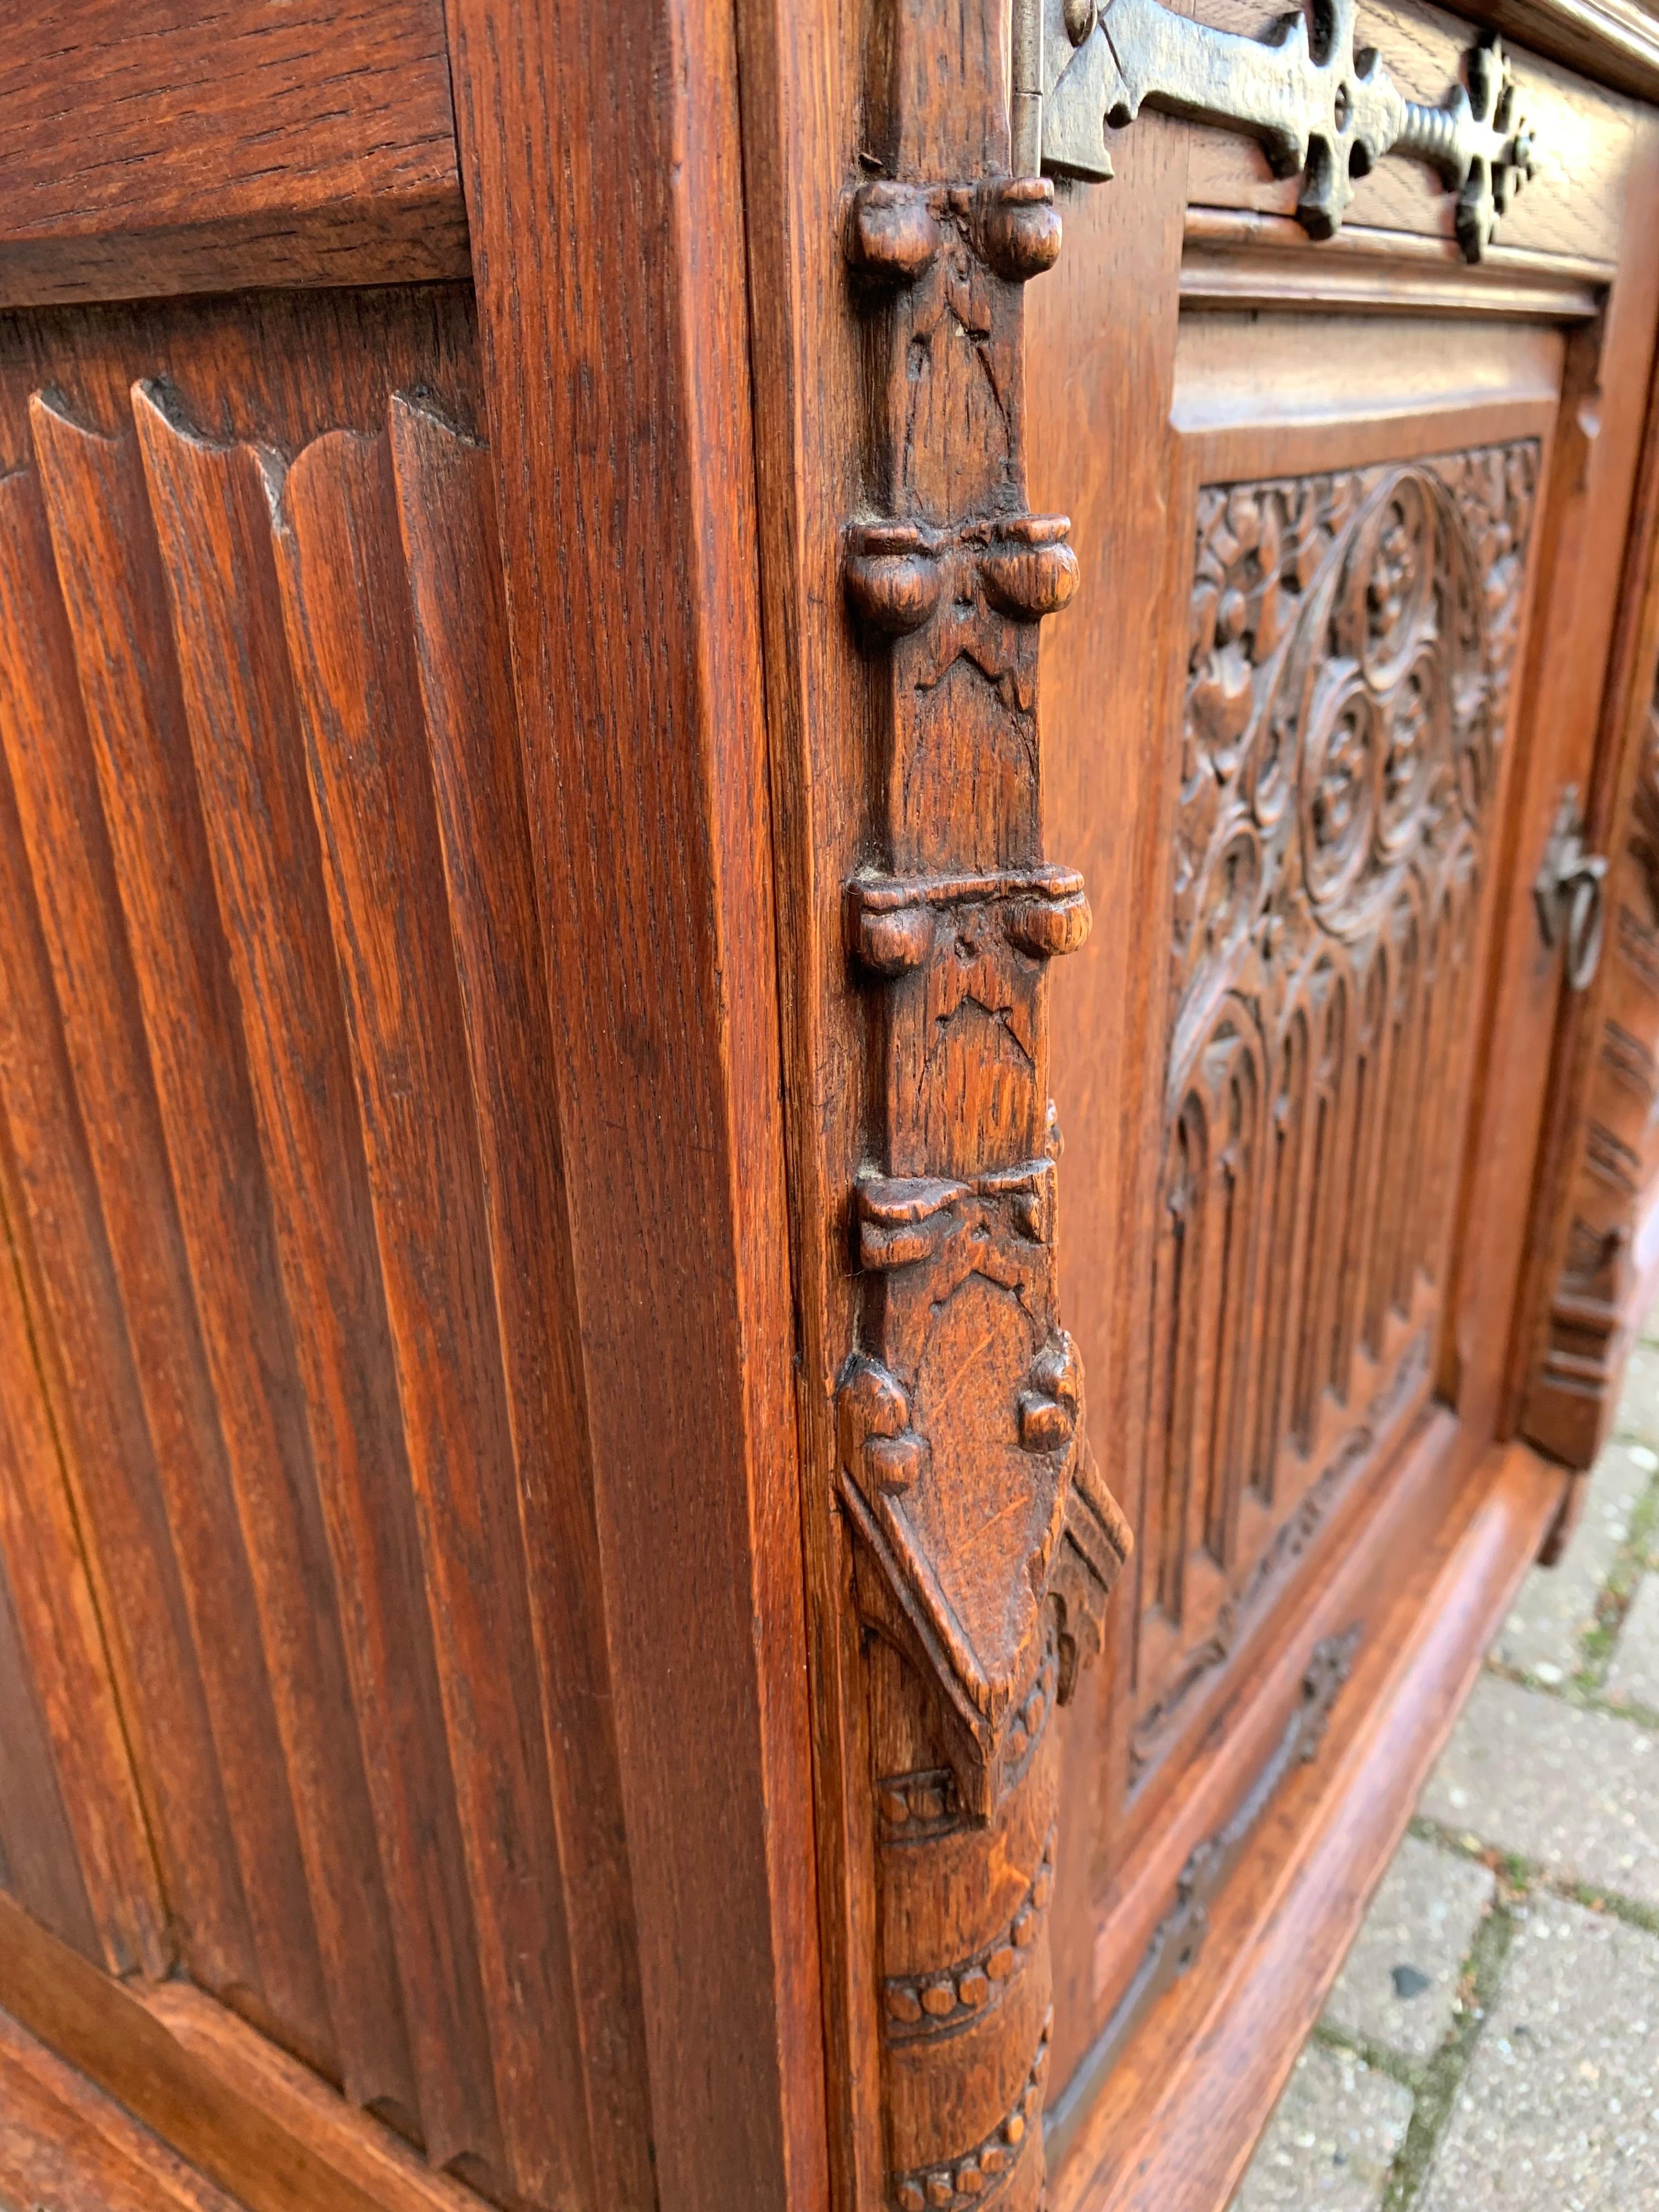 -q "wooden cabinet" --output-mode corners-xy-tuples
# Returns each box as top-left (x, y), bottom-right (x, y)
(1, 4), (1657, 2211)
